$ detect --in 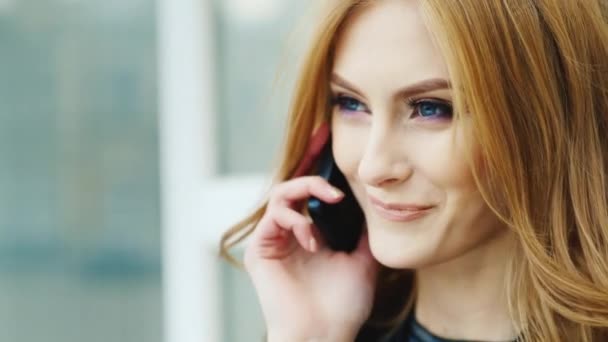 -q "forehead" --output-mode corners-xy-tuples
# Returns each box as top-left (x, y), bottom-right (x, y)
(332, 0), (449, 88)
